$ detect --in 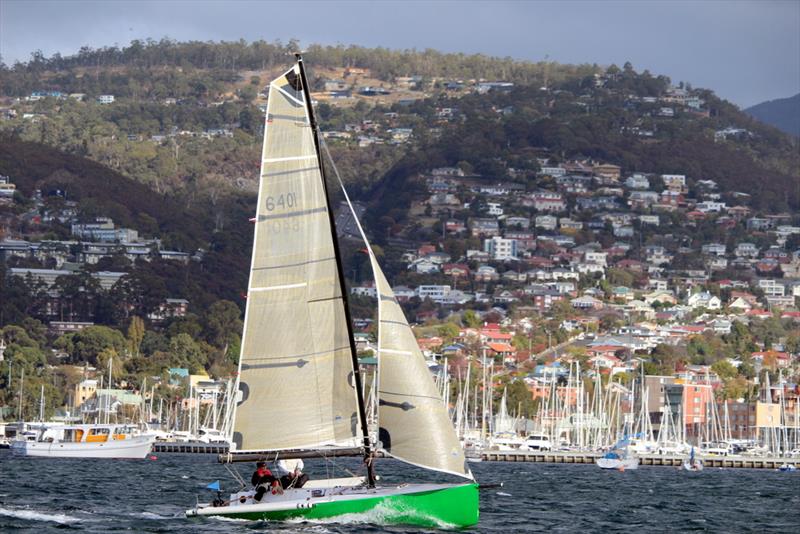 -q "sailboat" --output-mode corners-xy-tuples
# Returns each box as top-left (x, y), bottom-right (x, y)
(184, 56), (479, 528)
(596, 438), (639, 470)
(682, 446), (703, 472)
